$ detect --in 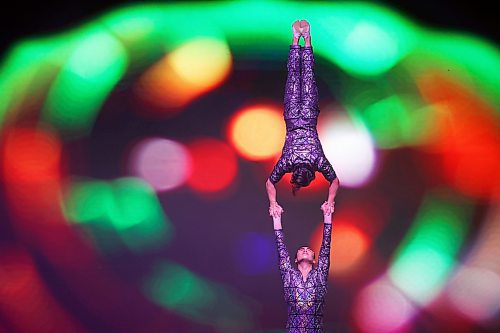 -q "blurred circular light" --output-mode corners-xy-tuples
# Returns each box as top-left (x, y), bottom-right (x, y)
(3, 127), (61, 182)
(228, 105), (285, 161)
(448, 266), (500, 322)
(310, 221), (369, 275)
(417, 74), (500, 199)
(187, 138), (238, 193)
(345, 22), (398, 72)
(319, 110), (377, 188)
(234, 233), (275, 275)
(0, 249), (76, 332)
(169, 38), (231, 87)
(129, 137), (191, 192)
(137, 37), (231, 110)
(354, 277), (415, 333)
